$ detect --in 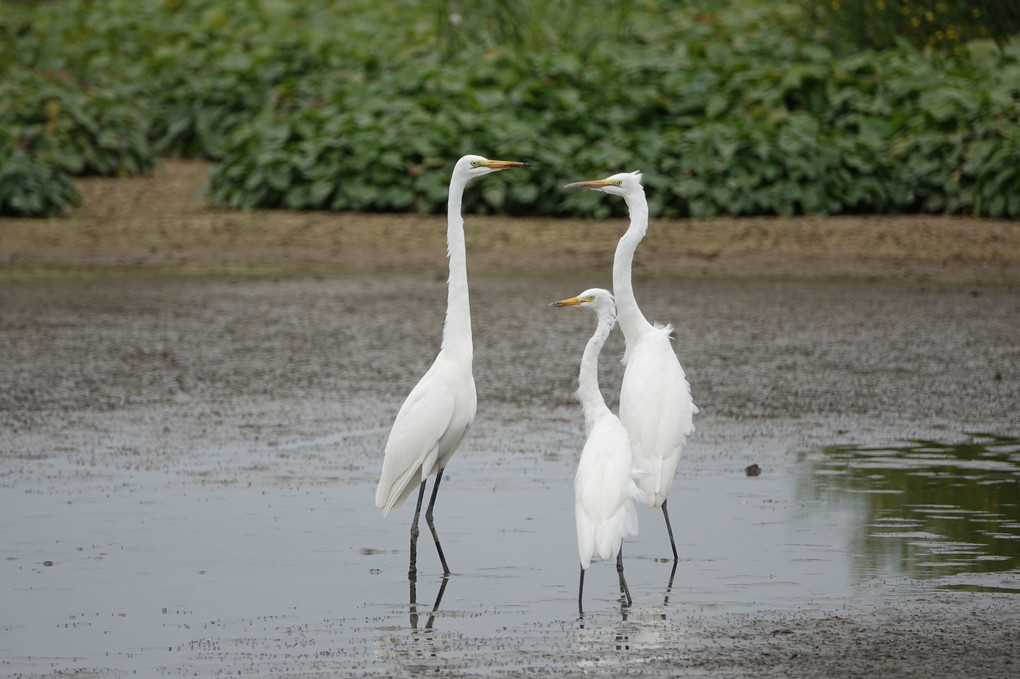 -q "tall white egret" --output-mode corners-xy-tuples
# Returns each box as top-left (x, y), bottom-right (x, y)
(551, 288), (643, 615)
(564, 172), (697, 562)
(376, 155), (529, 578)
